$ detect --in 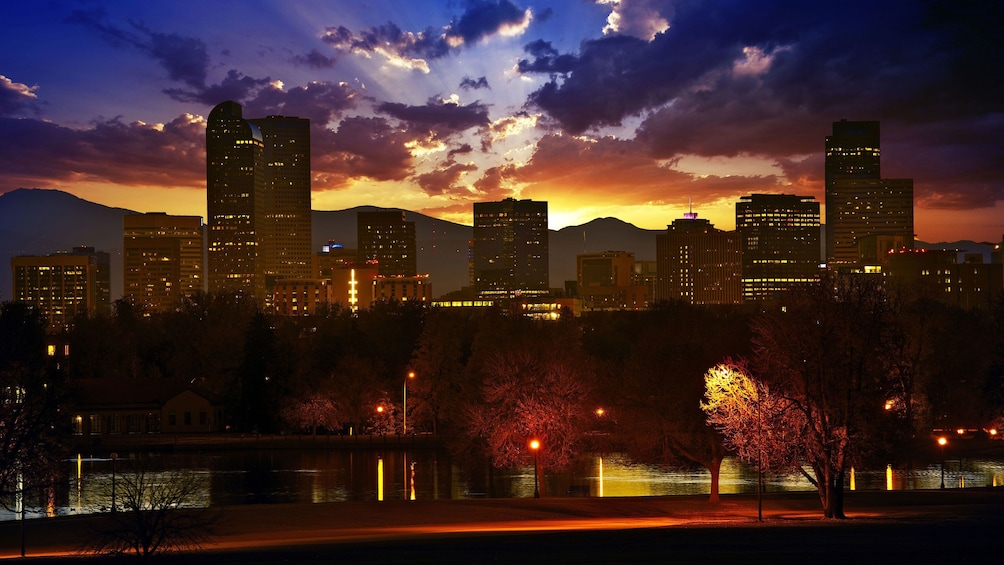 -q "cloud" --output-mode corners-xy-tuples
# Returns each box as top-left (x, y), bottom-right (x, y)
(242, 81), (359, 127)
(322, 1), (532, 71)
(414, 160), (479, 196)
(0, 114), (205, 190)
(311, 116), (415, 189)
(600, 0), (670, 40)
(292, 48), (337, 69)
(164, 69), (272, 105)
(460, 76), (490, 90)
(0, 75), (41, 117)
(377, 98), (490, 138)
